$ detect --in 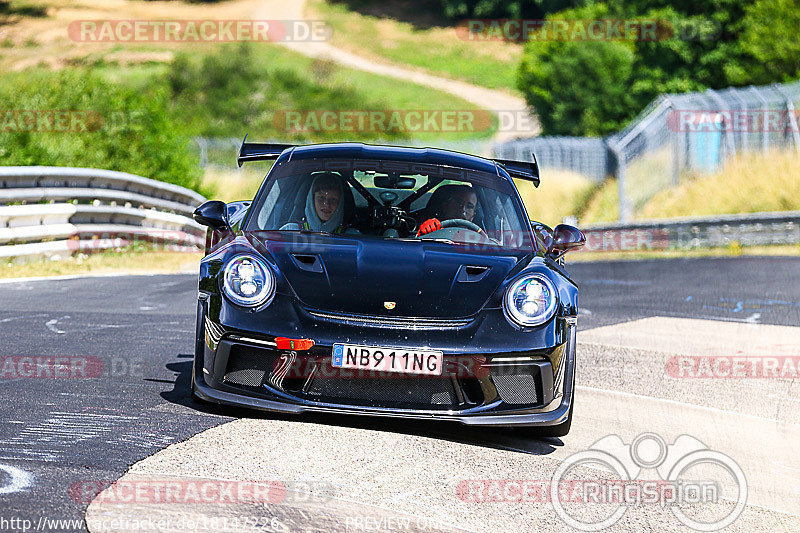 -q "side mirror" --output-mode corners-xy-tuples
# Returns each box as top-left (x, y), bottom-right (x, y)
(193, 200), (229, 230)
(226, 201), (252, 230)
(548, 224), (585, 259)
